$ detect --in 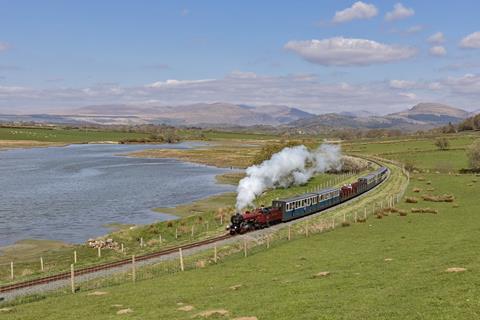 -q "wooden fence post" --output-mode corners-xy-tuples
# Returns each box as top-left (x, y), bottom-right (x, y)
(220, 215), (223, 225)
(331, 217), (335, 229)
(40, 257), (44, 271)
(243, 239), (248, 257)
(343, 213), (346, 223)
(121, 243), (124, 253)
(97, 247), (101, 258)
(354, 211), (357, 223)
(191, 225), (194, 238)
(132, 255), (136, 283)
(364, 207), (367, 219)
(266, 235), (270, 249)
(214, 243), (218, 263)
(70, 264), (75, 294)
(74, 250), (77, 264)
(159, 235), (162, 244)
(179, 248), (184, 271)
(175, 228), (178, 239)
(10, 261), (13, 280)
(140, 237), (144, 248)
(288, 225), (291, 240)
